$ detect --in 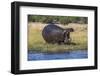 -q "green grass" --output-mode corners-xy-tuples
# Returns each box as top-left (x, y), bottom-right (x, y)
(28, 23), (87, 53)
